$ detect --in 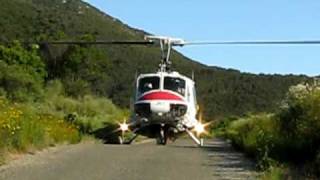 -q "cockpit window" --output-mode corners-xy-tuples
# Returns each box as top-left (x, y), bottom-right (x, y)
(164, 77), (186, 96)
(138, 76), (160, 94)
